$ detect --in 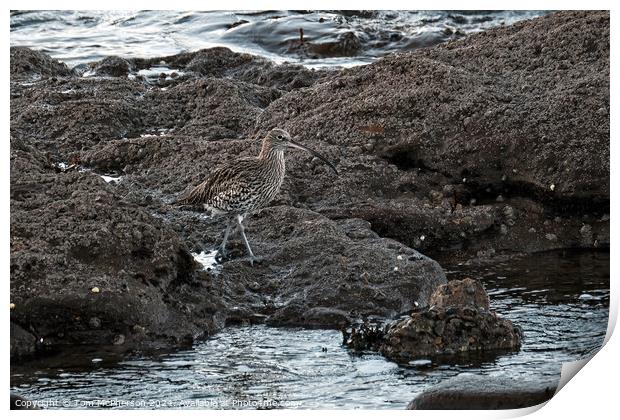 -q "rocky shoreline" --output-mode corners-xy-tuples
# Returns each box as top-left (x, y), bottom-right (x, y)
(11, 8), (608, 386)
